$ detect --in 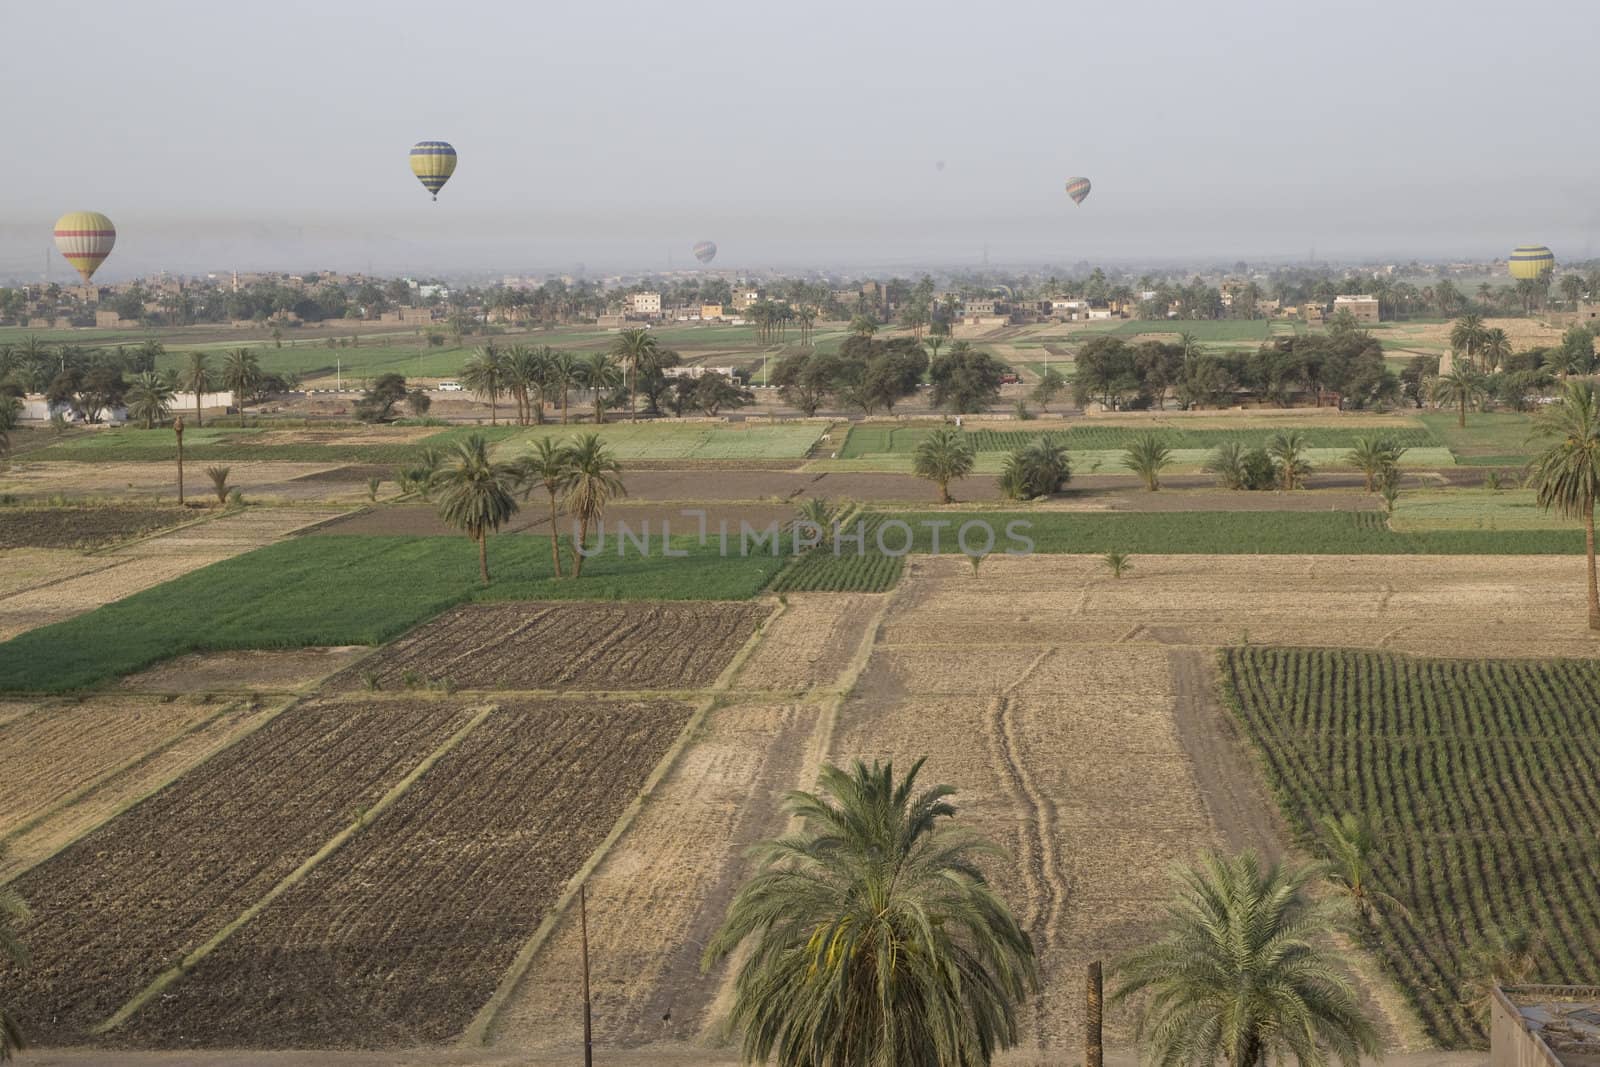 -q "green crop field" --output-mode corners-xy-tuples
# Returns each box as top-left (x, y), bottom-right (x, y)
(0, 534), (787, 693)
(870, 510), (1584, 554)
(18, 425), (514, 464)
(1391, 490), (1577, 531)
(499, 421), (825, 461)
(1223, 646), (1600, 1047)
(1110, 320), (1273, 342)
(767, 540), (904, 593)
(1418, 412), (1538, 464)
(838, 422), (1444, 457)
